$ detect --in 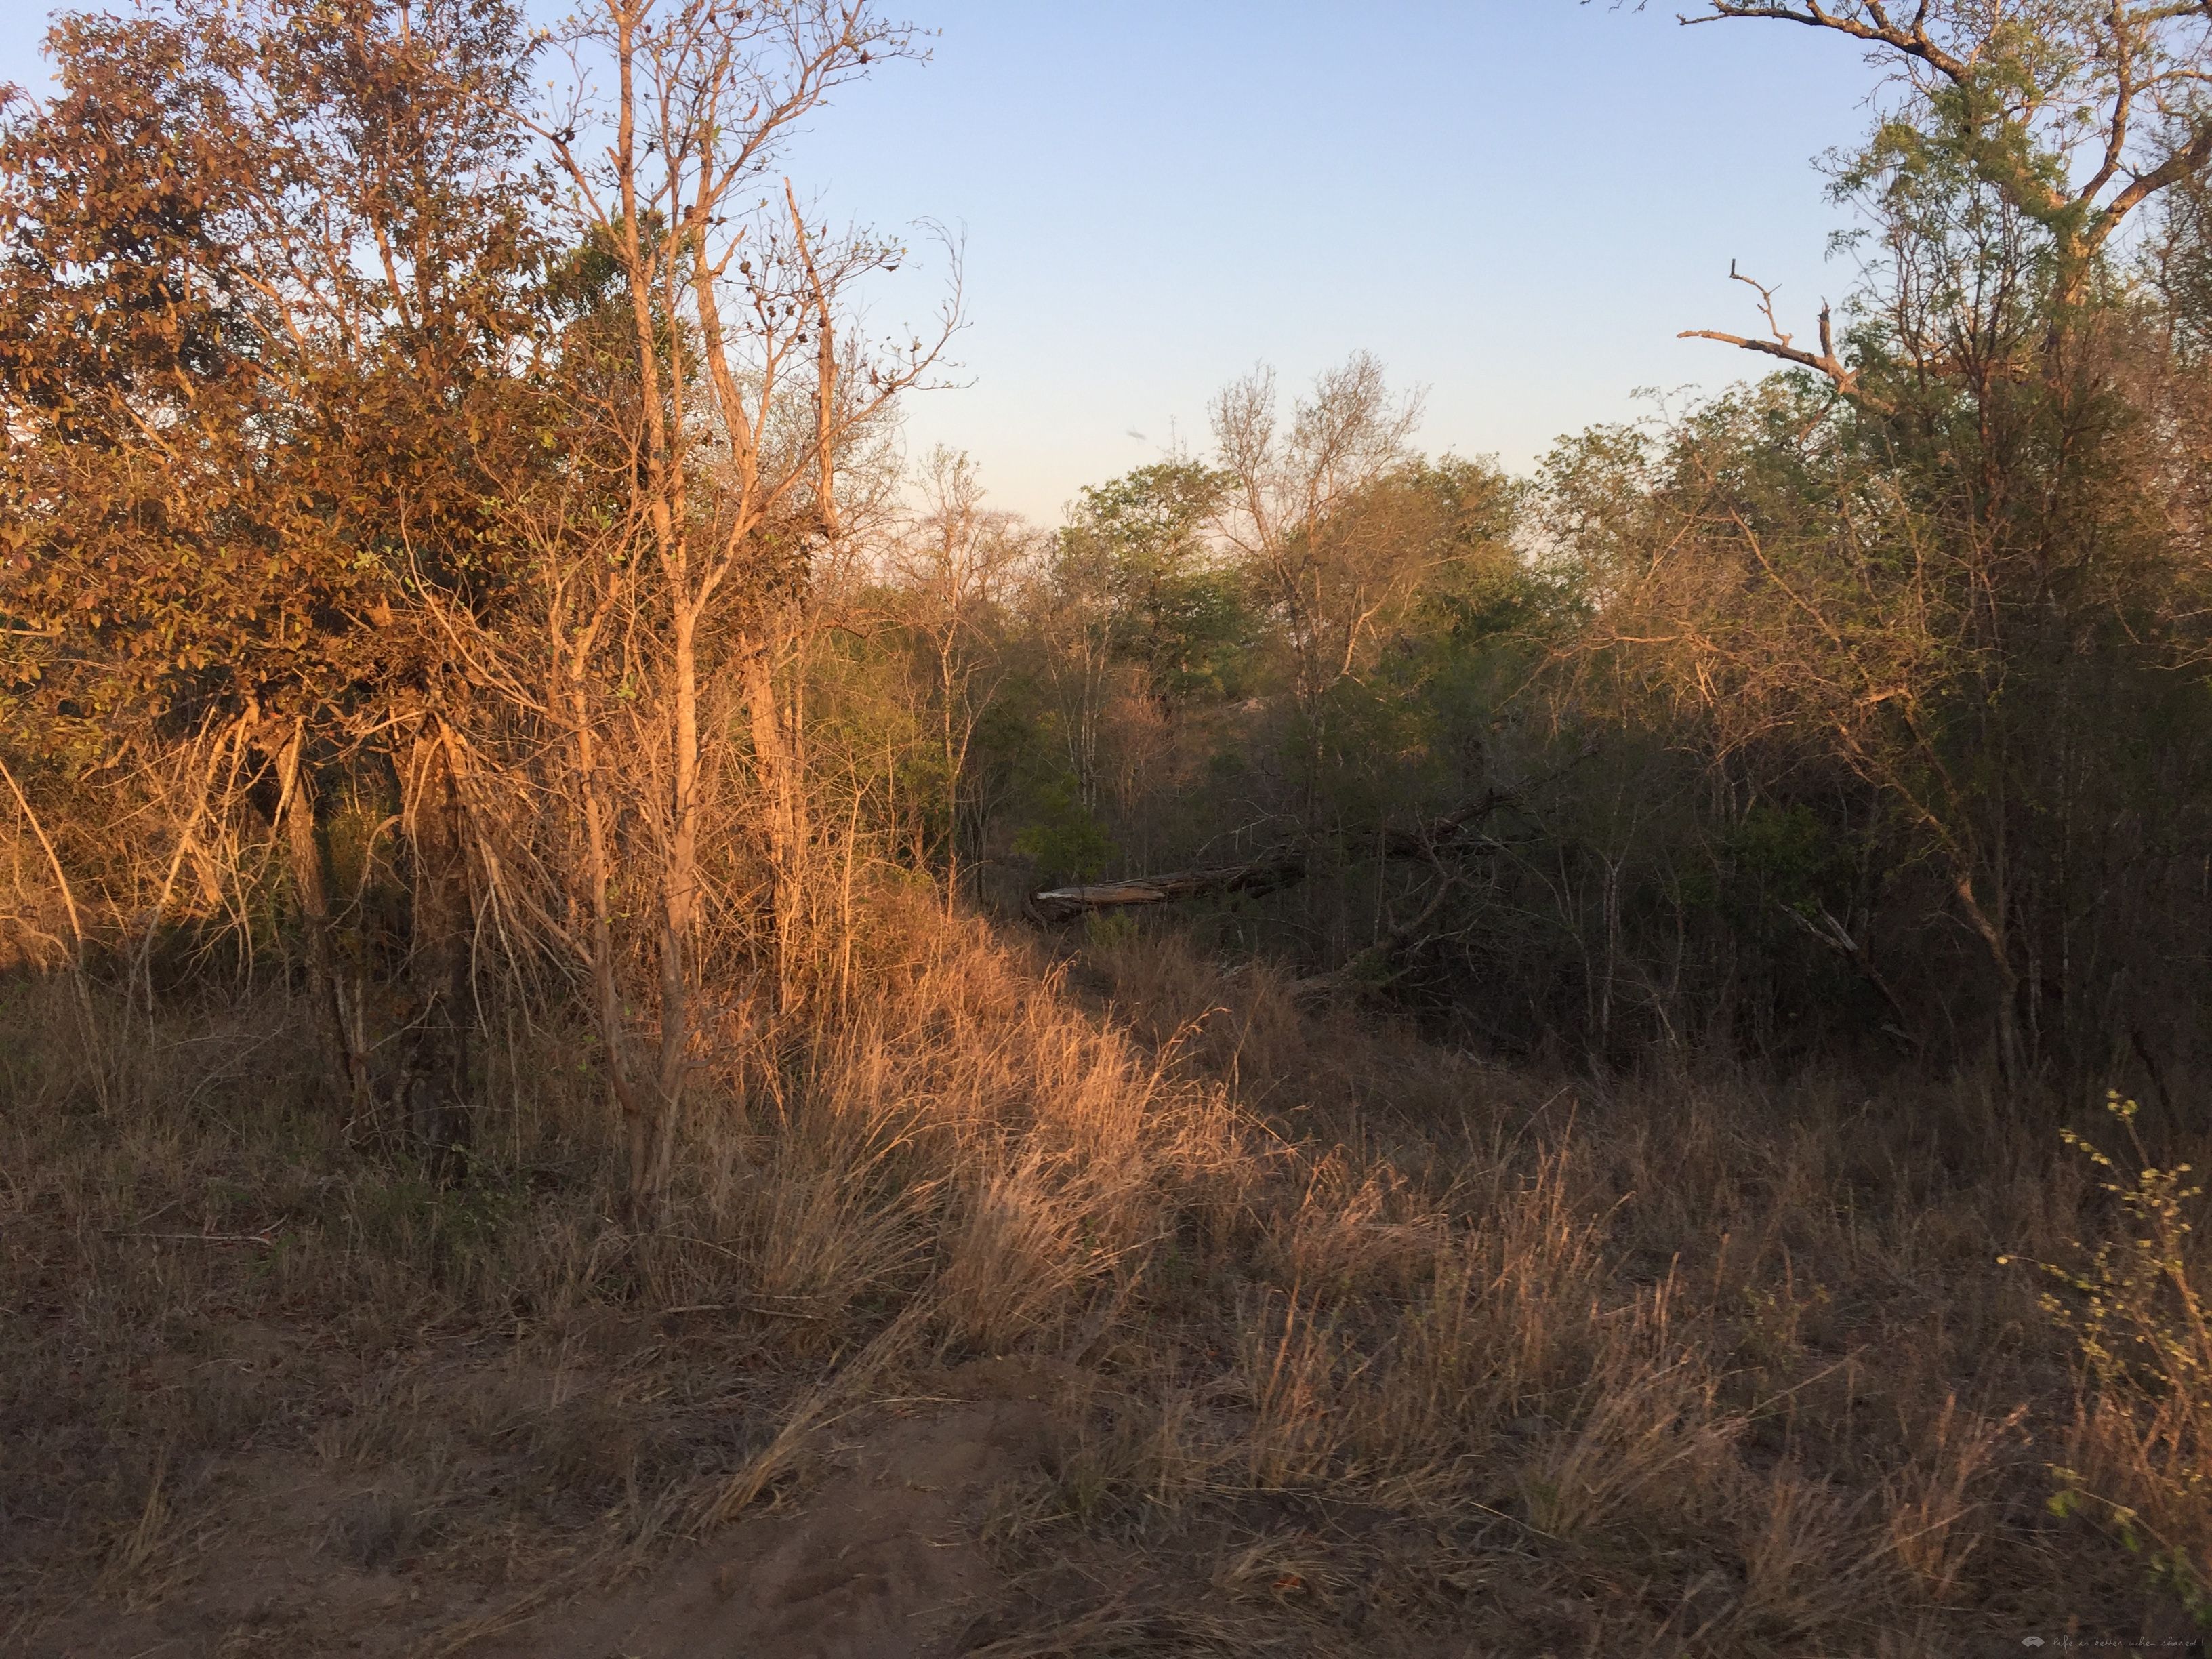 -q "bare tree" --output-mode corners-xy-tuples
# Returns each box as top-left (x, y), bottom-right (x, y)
(514, 0), (960, 1200)
(1026, 546), (1121, 817)
(889, 449), (1025, 905)
(1210, 354), (1427, 820)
